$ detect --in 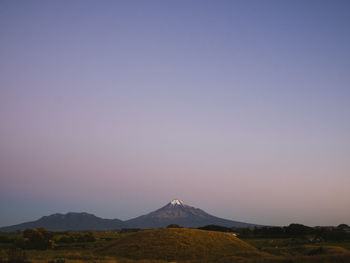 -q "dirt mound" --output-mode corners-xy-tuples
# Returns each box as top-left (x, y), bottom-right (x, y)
(96, 228), (261, 262)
